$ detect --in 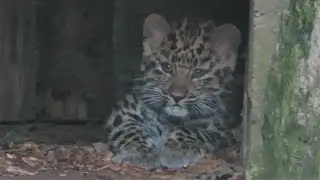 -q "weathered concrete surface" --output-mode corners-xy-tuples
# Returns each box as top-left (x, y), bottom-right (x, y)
(248, 0), (320, 179)
(243, 0), (289, 175)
